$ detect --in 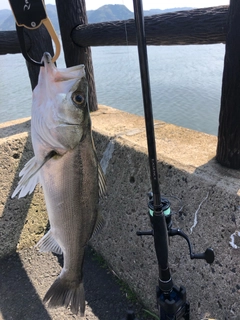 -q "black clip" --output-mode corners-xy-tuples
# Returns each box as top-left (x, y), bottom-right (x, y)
(16, 25), (43, 66)
(9, 0), (60, 66)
